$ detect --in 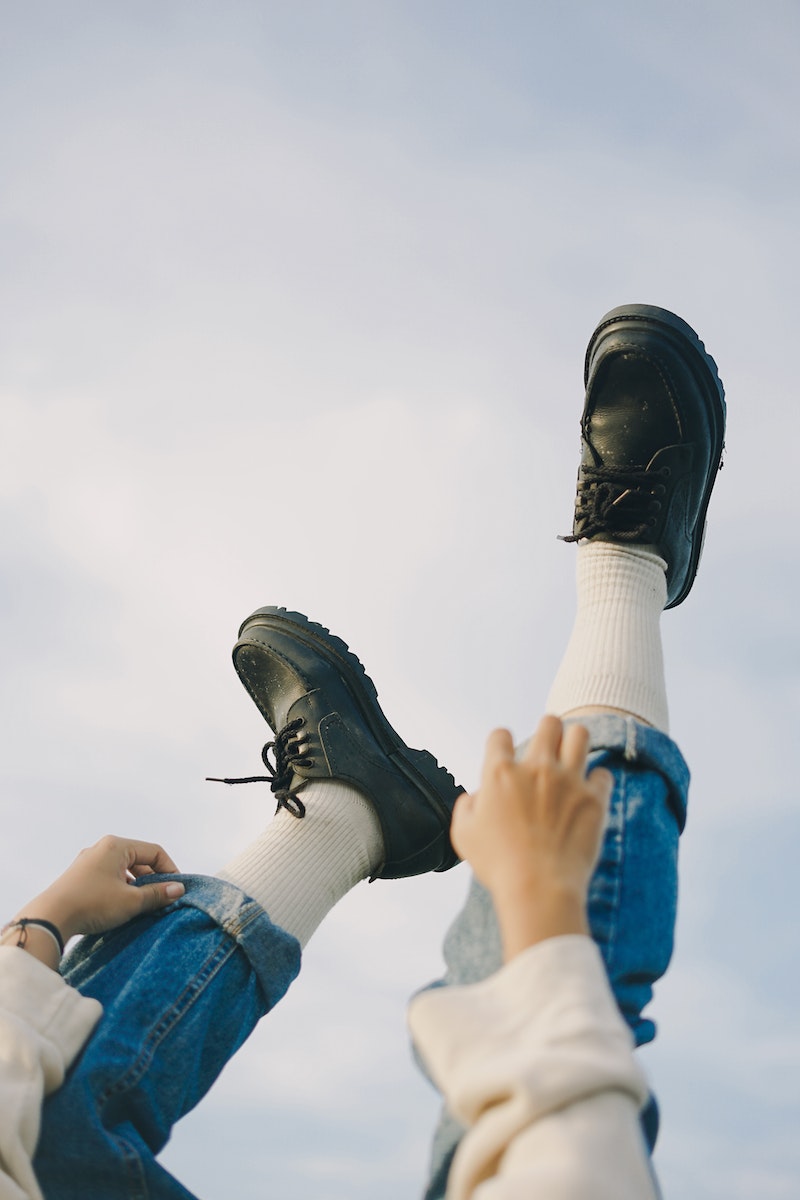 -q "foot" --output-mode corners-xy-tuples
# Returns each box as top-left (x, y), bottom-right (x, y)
(229, 606), (463, 880)
(567, 304), (726, 608)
